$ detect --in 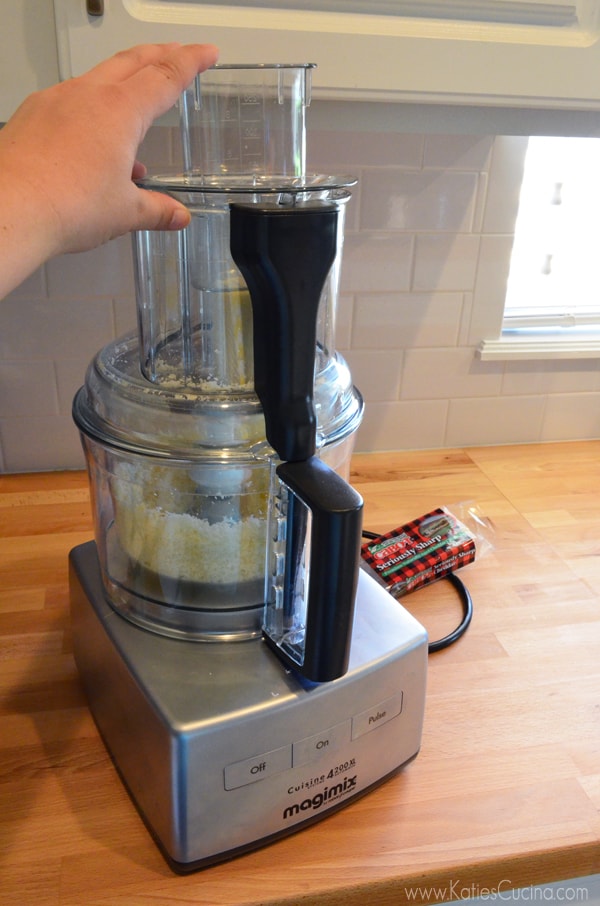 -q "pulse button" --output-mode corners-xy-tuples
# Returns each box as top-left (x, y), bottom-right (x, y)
(351, 692), (403, 740)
